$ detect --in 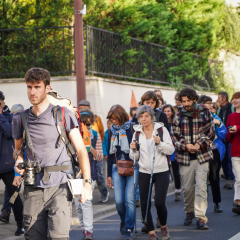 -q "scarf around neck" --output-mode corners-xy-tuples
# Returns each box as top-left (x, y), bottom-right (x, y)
(109, 121), (130, 154)
(181, 103), (204, 118)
